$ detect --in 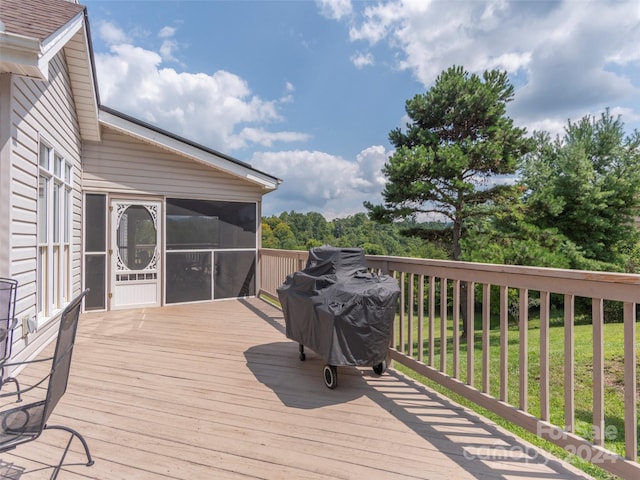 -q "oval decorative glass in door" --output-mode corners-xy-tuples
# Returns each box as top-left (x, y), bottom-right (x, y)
(116, 204), (158, 273)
